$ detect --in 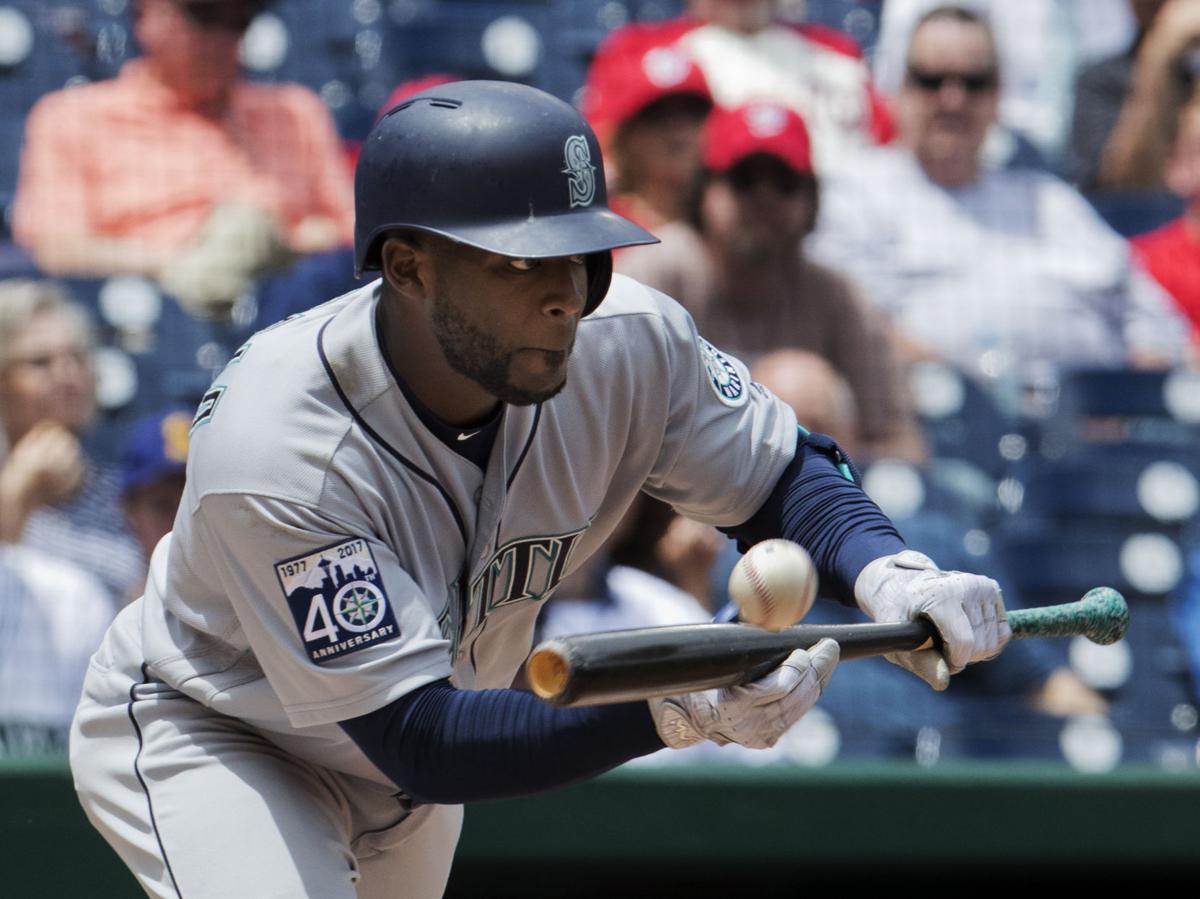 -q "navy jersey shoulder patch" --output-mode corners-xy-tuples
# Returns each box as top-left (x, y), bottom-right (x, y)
(276, 538), (400, 665)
